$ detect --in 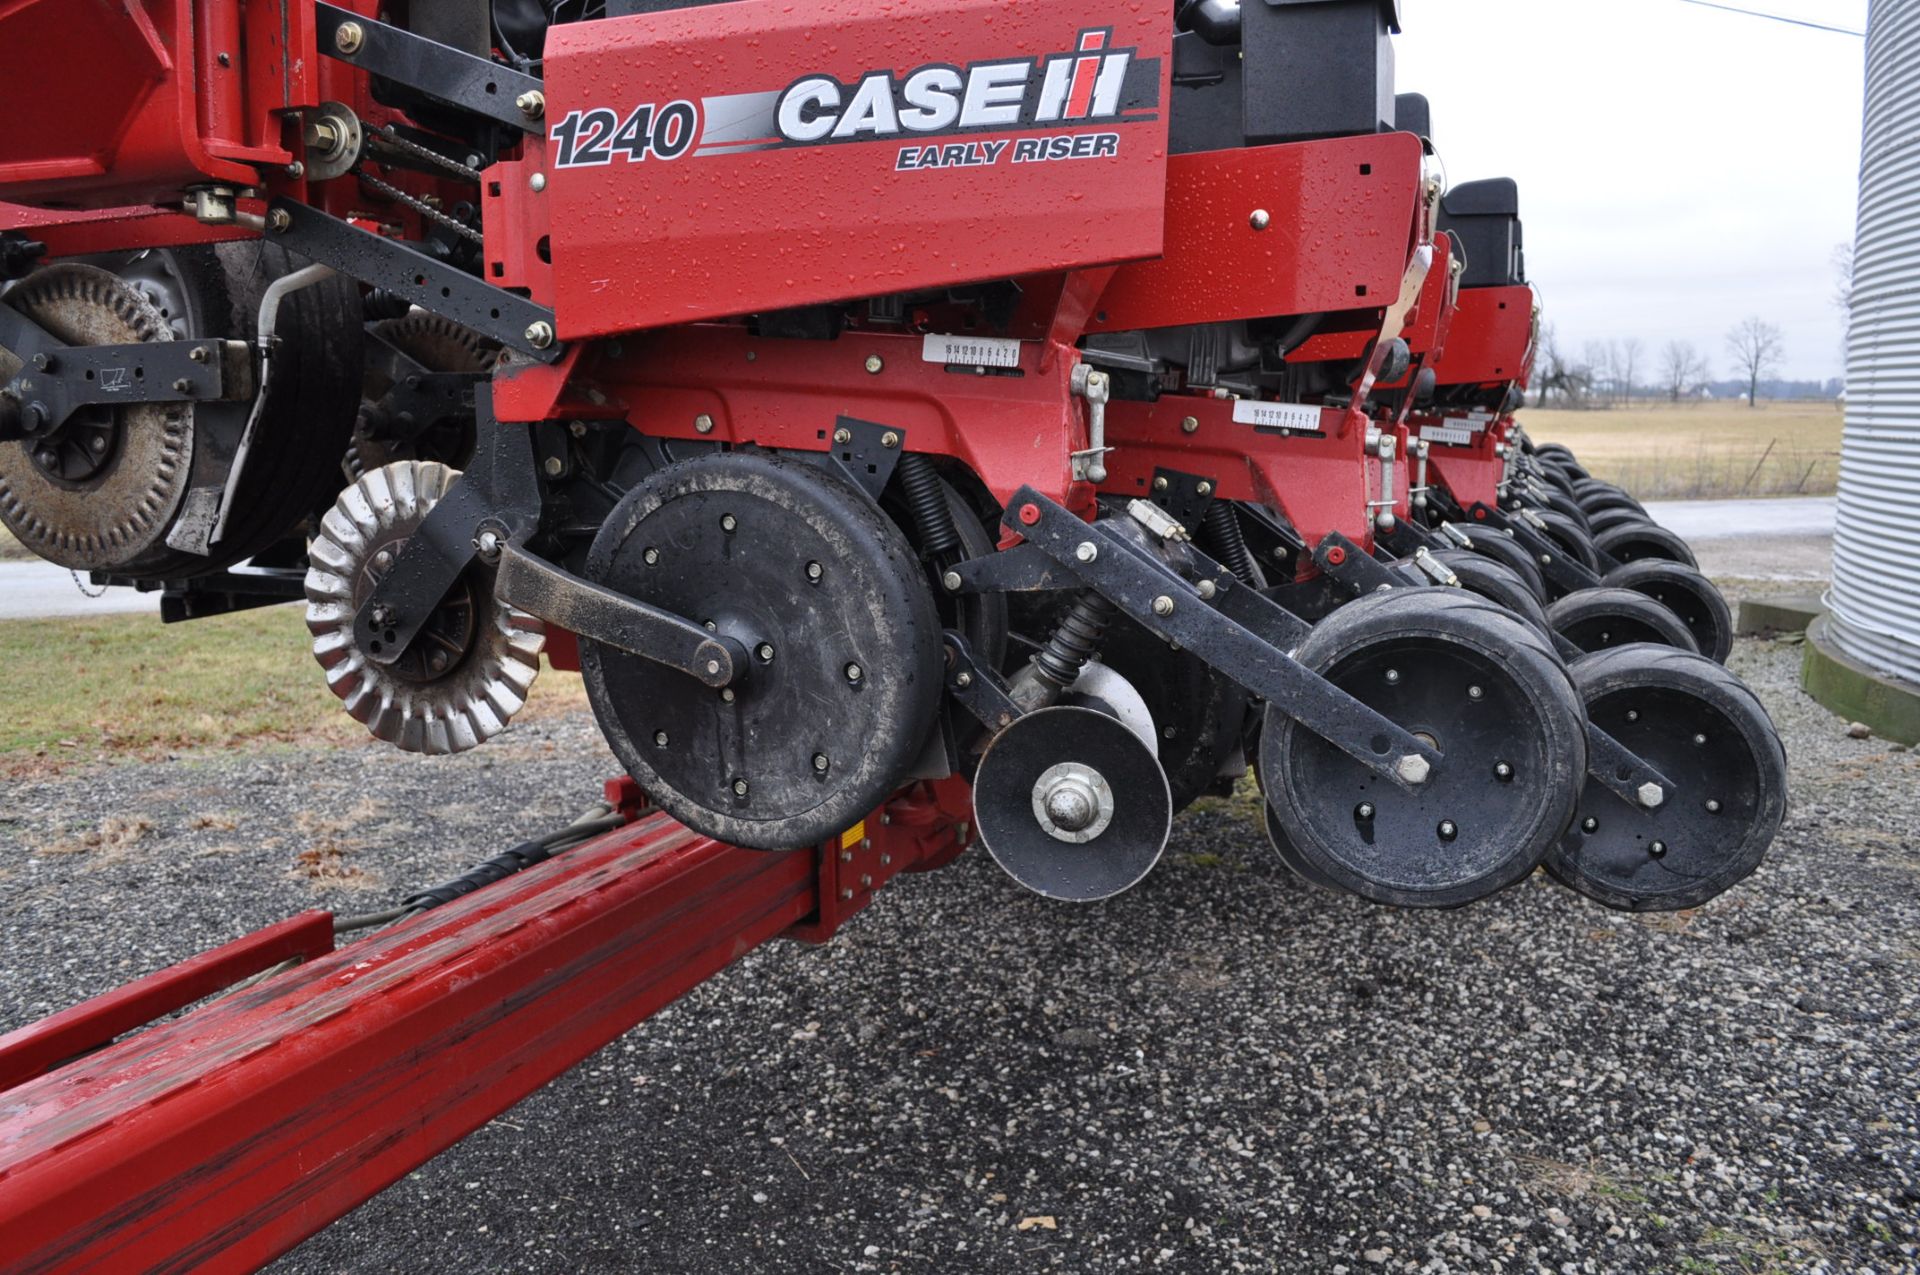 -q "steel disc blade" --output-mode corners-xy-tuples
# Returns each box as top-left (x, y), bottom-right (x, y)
(973, 706), (1172, 902)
